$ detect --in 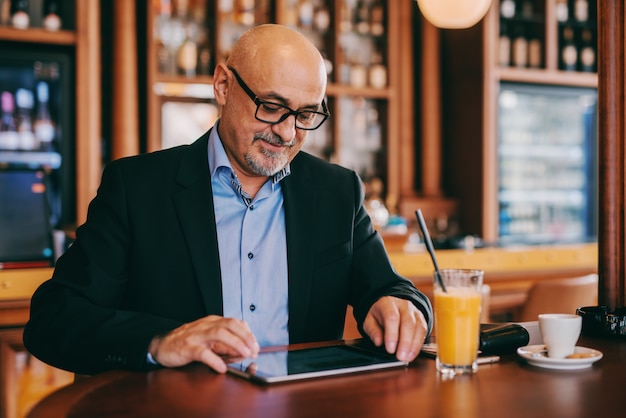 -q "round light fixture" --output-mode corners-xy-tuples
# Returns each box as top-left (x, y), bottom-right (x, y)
(416, 0), (493, 29)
